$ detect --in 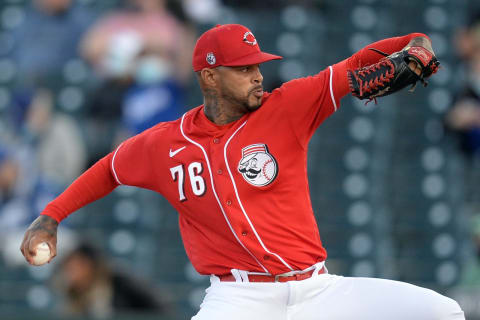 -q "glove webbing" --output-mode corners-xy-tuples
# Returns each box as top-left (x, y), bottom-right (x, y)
(352, 57), (395, 99)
